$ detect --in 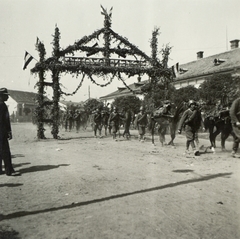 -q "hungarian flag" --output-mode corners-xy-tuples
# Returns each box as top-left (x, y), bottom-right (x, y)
(23, 51), (33, 70)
